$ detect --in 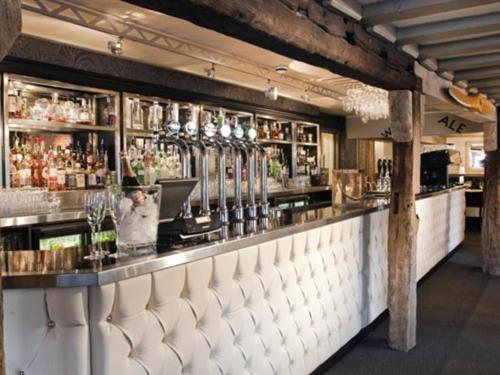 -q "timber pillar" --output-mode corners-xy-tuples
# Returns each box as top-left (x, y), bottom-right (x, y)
(482, 118), (500, 276)
(387, 90), (422, 352)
